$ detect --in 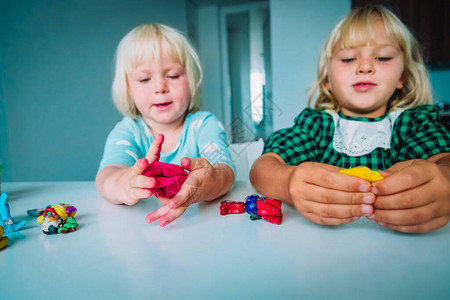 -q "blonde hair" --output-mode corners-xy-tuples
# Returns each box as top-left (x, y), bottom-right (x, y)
(112, 24), (203, 119)
(308, 5), (432, 112)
